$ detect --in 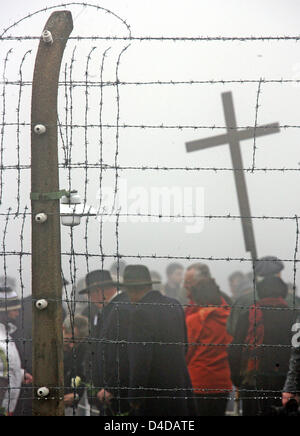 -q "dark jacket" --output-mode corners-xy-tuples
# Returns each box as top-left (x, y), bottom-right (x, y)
(87, 291), (131, 414)
(227, 289), (300, 337)
(85, 305), (101, 407)
(228, 299), (295, 391)
(81, 302), (100, 334)
(283, 316), (300, 394)
(128, 290), (196, 416)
